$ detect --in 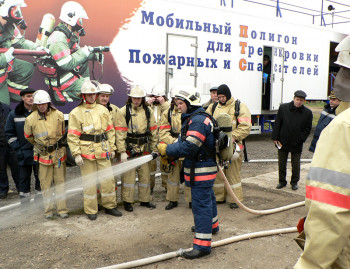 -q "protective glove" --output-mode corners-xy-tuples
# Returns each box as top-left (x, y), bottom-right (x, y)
(157, 143), (168, 157)
(4, 47), (14, 63)
(75, 155), (84, 166)
(120, 152), (128, 162)
(82, 45), (92, 57)
(160, 156), (169, 166)
(109, 151), (115, 159)
(35, 46), (50, 54)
